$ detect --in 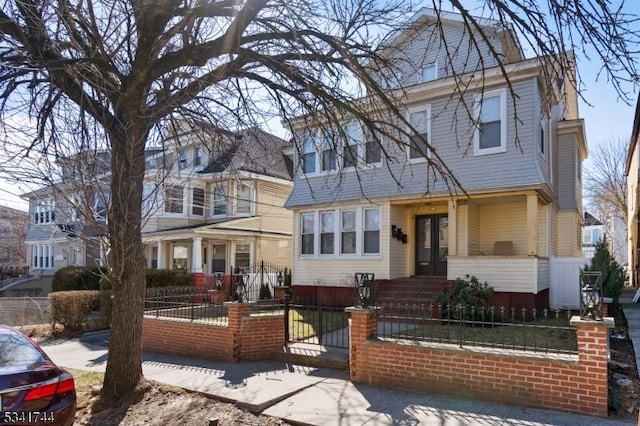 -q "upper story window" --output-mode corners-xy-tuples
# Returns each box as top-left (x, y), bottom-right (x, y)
(408, 107), (431, 162)
(33, 199), (55, 224)
(539, 119), (546, 155)
(236, 182), (254, 216)
(192, 187), (205, 216)
(93, 193), (110, 222)
(164, 185), (184, 214)
(193, 147), (202, 167)
(365, 129), (382, 165)
(321, 132), (337, 172)
(343, 124), (360, 169)
(178, 149), (189, 169)
(420, 62), (437, 83)
(302, 135), (316, 174)
(474, 88), (507, 156)
(582, 227), (602, 246)
(212, 184), (227, 216)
